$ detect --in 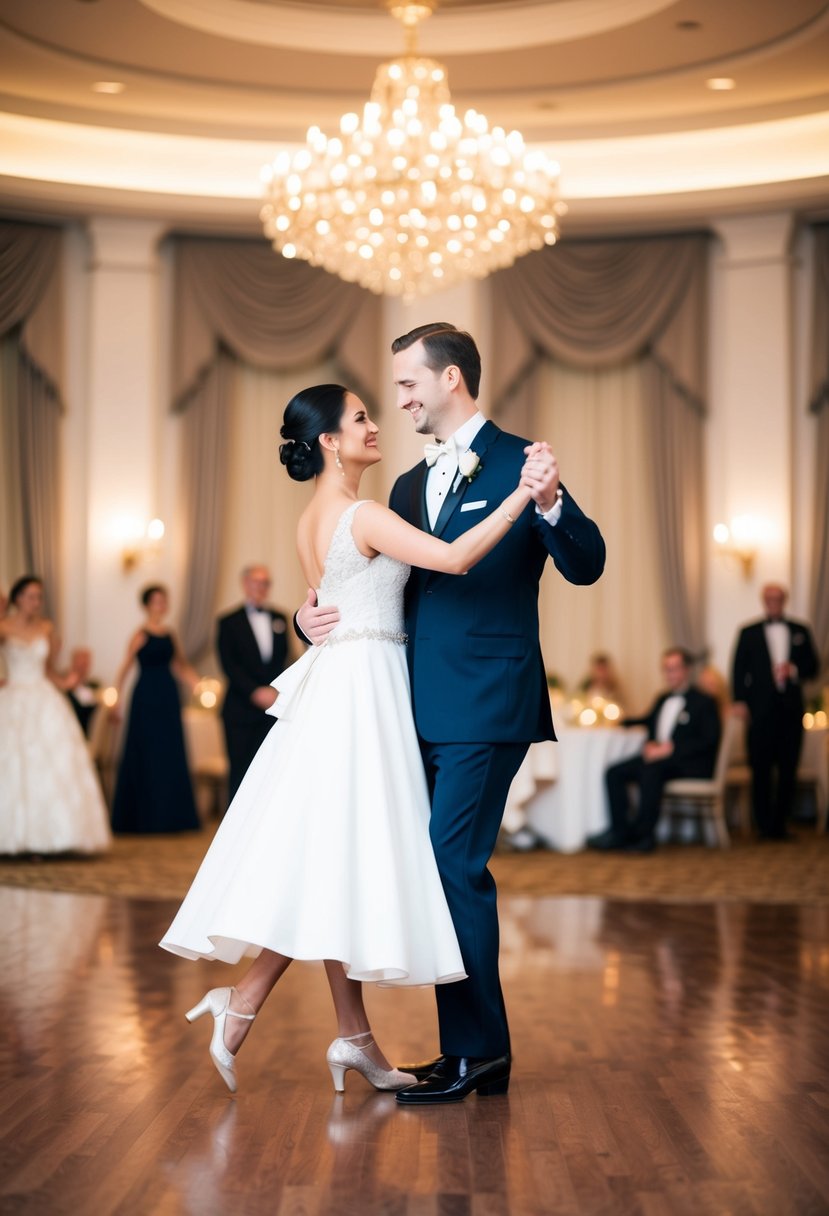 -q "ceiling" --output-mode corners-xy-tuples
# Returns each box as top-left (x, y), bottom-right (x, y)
(1, 0), (828, 232)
